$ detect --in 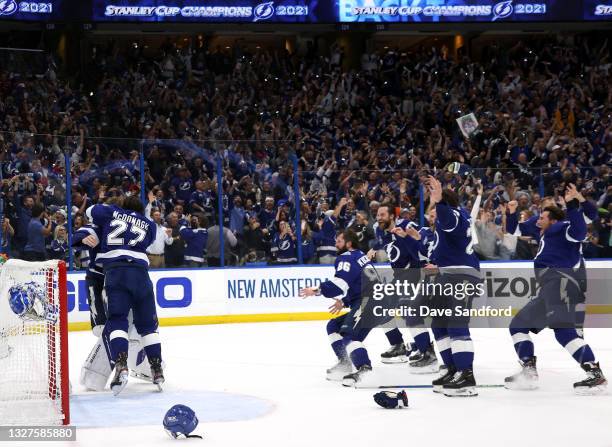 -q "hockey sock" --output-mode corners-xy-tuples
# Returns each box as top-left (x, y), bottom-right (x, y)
(432, 328), (454, 367)
(141, 332), (162, 361)
(104, 320), (129, 363)
(510, 328), (534, 361)
(409, 327), (431, 353)
(449, 336), (474, 371)
(384, 328), (404, 346)
(327, 317), (348, 360)
(329, 333), (347, 360)
(554, 328), (595, 364)
(347, 341), (371, 369)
